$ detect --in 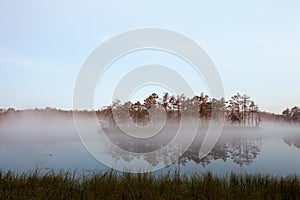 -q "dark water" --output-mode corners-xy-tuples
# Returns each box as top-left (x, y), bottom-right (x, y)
(0, 113), (300, 176)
